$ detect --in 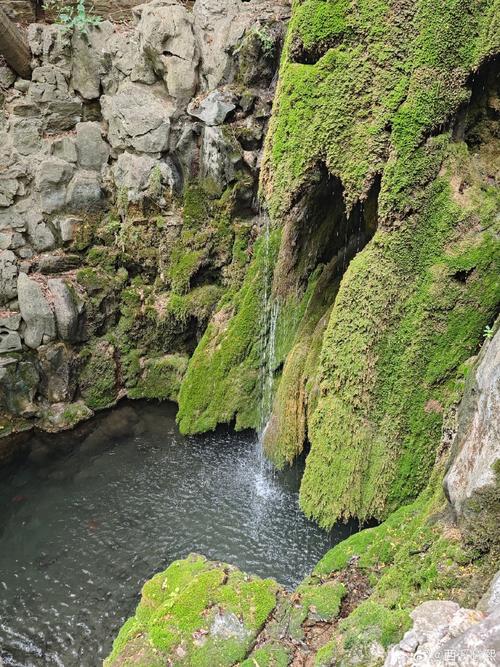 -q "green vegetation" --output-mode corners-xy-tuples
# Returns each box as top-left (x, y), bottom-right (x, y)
(45, 0), (101, 33)
(128, 354), (188, 402)
(310, 462), (497, 663)
(177, 228), (281, 434)
(104, 554), (280, 667)
(300, 147), (500, 526)
(79, 340), (118, 410)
